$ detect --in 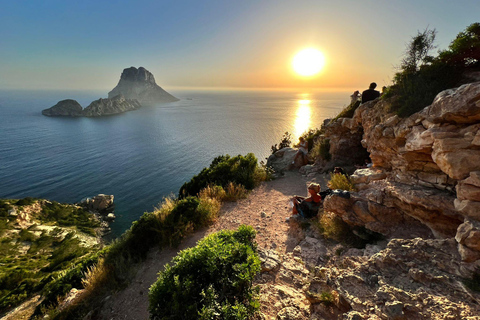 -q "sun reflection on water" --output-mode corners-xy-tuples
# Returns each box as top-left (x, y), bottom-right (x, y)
(293, 98), (312, 140)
